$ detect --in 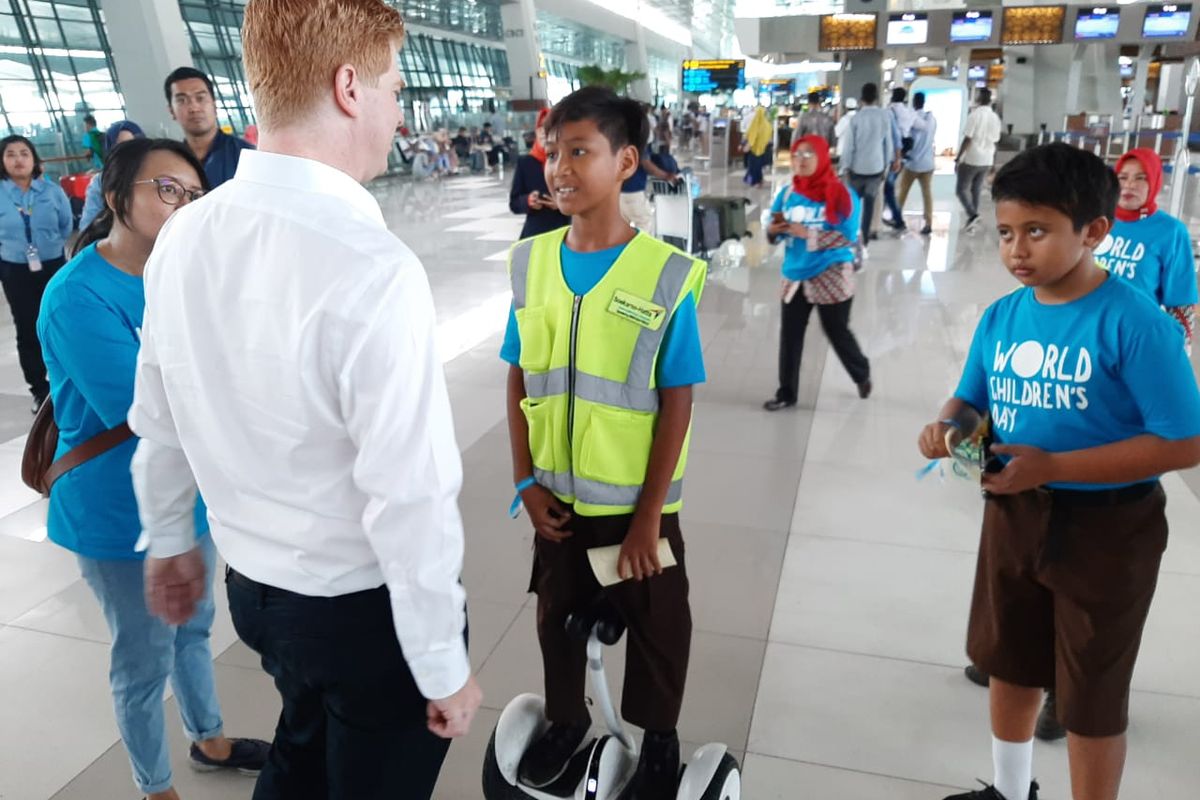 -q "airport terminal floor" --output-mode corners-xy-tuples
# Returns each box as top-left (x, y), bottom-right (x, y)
(2, 158), (1200, 800)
